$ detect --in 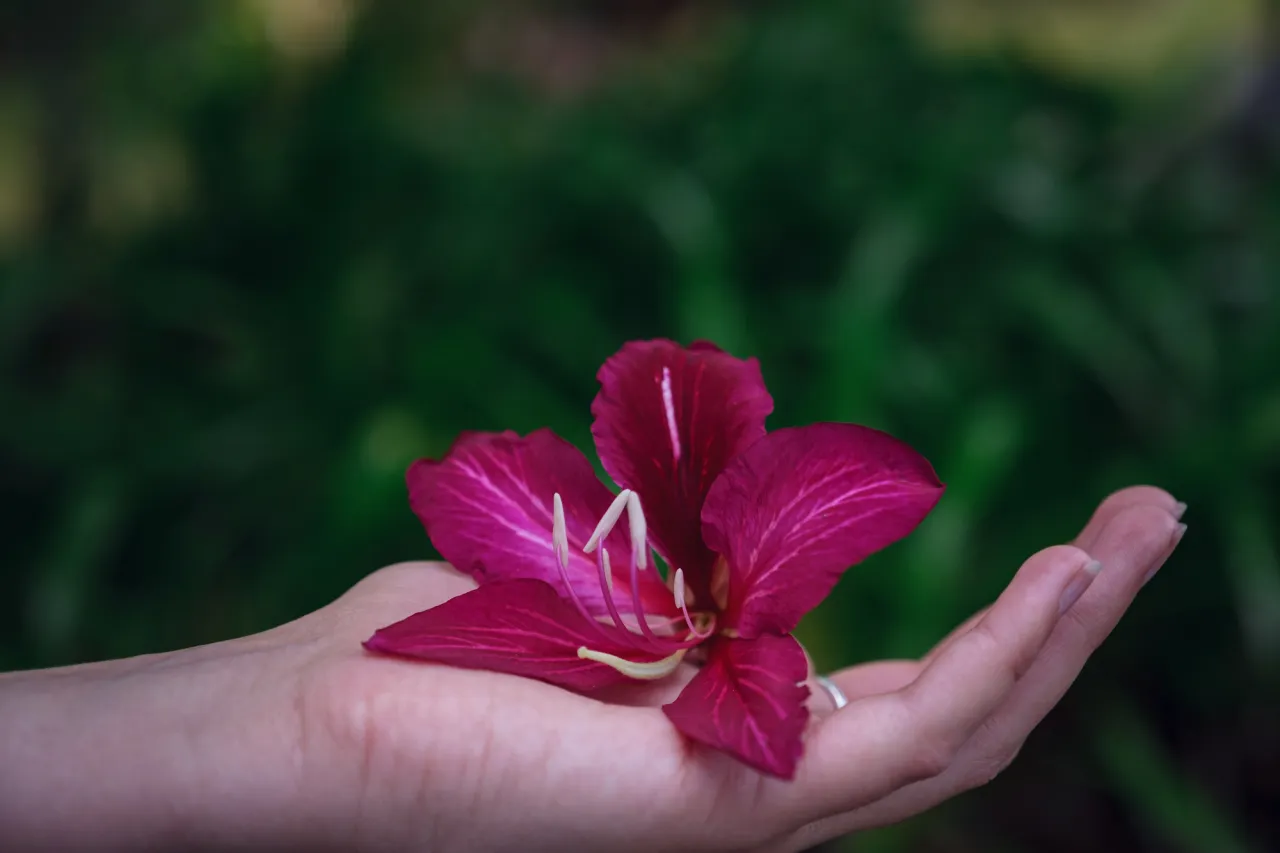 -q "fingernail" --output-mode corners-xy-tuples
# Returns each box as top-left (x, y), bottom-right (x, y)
(1142, 523), (1186, 585)
(1059, 559), (1103, 615)
(1172, 501), (1188, 521)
